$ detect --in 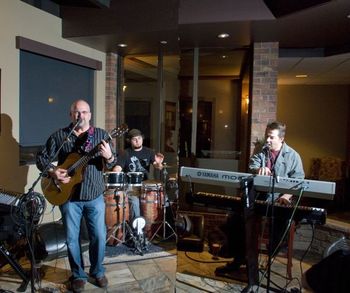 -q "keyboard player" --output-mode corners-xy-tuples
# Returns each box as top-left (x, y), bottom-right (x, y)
(215, 121), (305, 277)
